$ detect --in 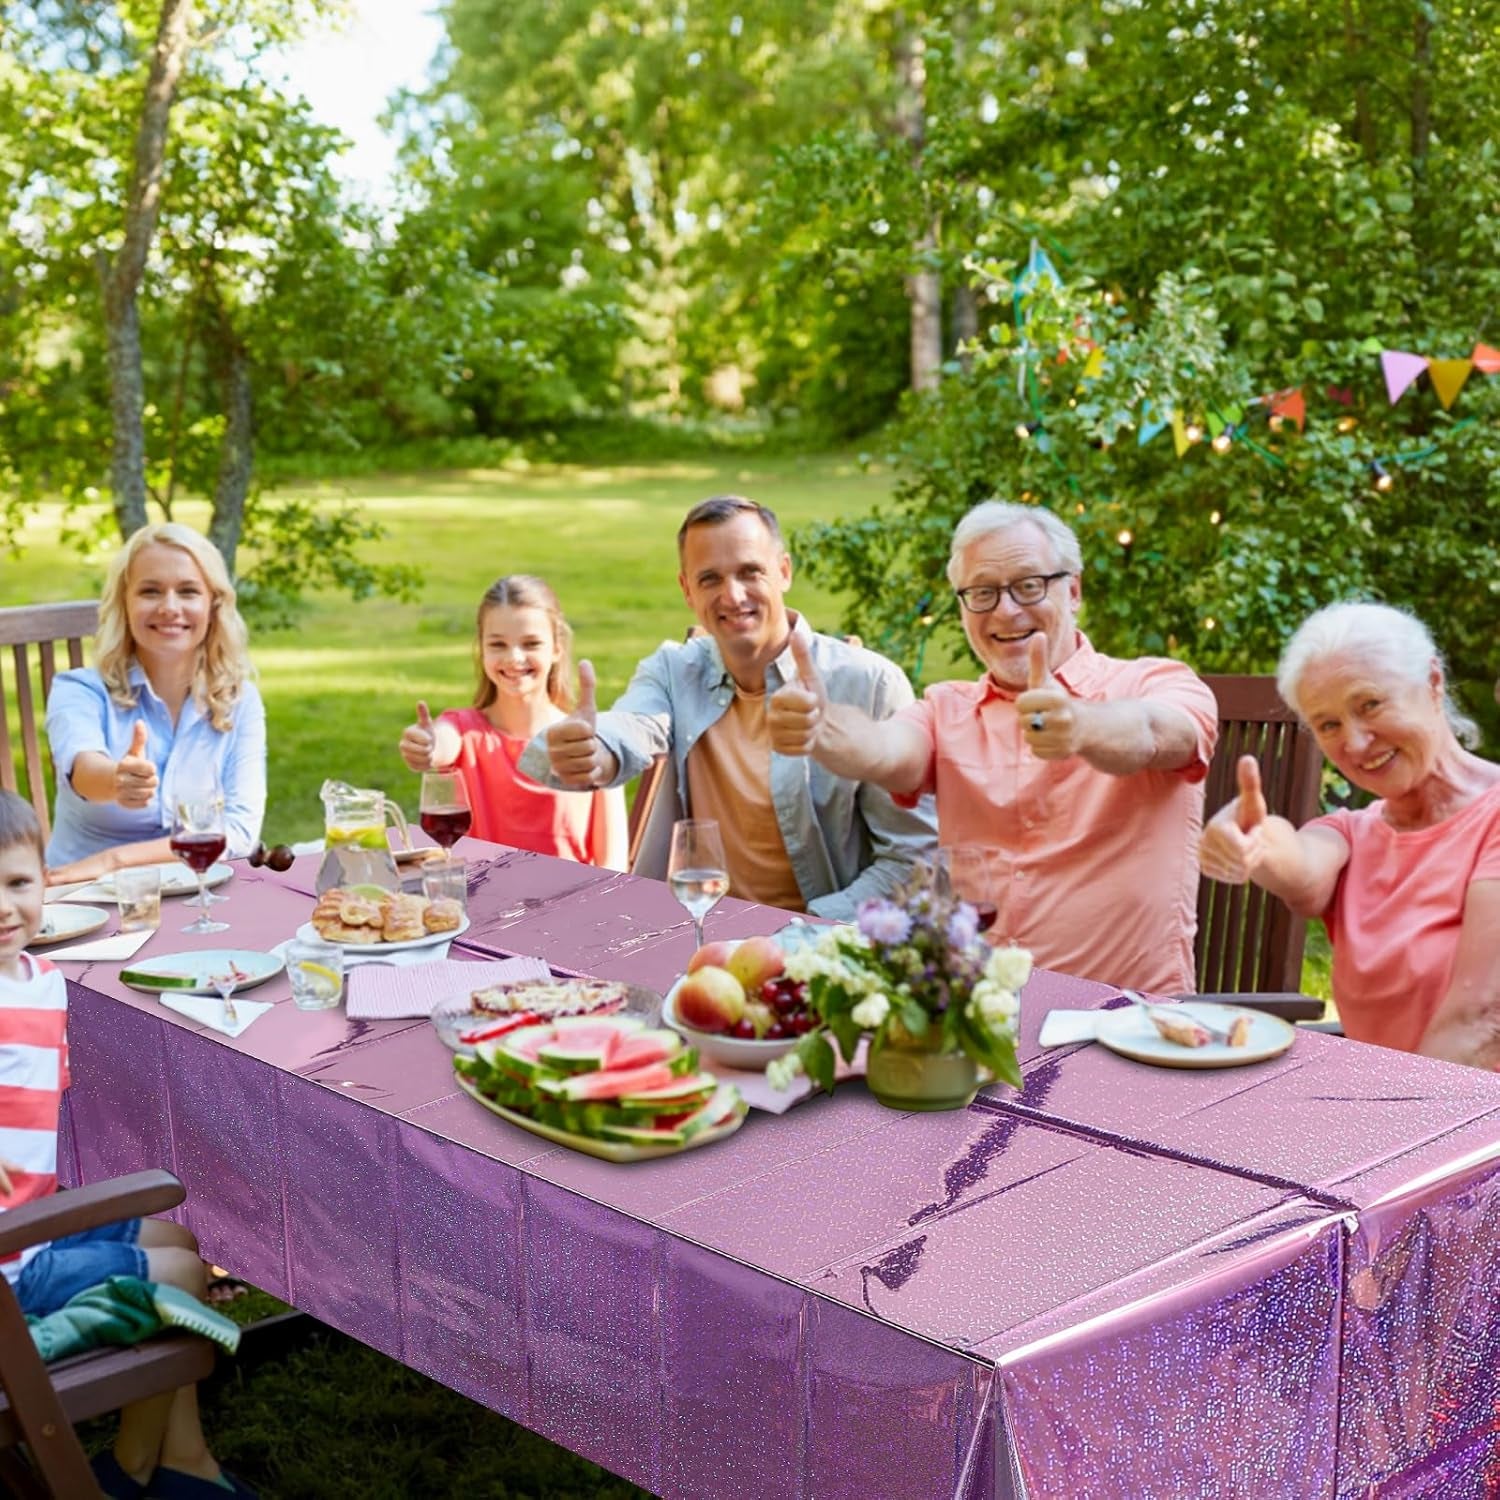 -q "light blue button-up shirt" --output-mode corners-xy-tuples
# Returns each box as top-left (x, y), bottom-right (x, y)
(519, 615), (938, 919)
(44, 664), (266, 865)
